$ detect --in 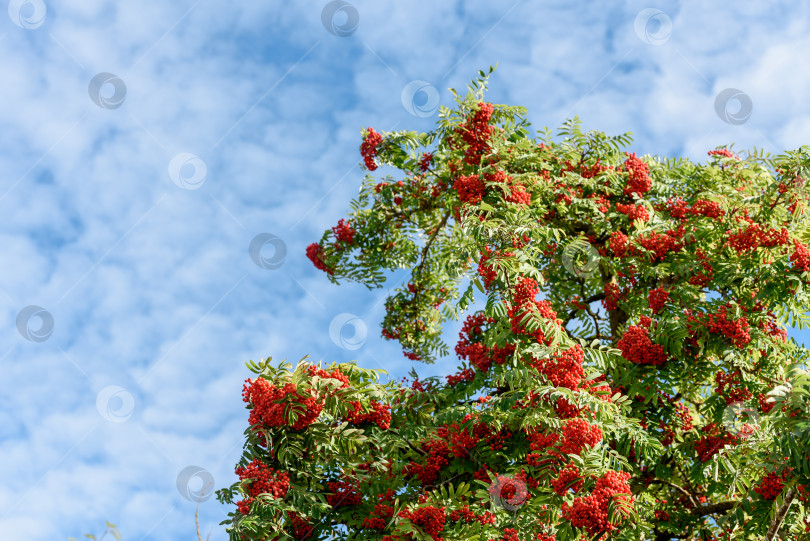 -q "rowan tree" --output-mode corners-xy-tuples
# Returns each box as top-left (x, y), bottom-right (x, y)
(217, 67), (810, 541)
